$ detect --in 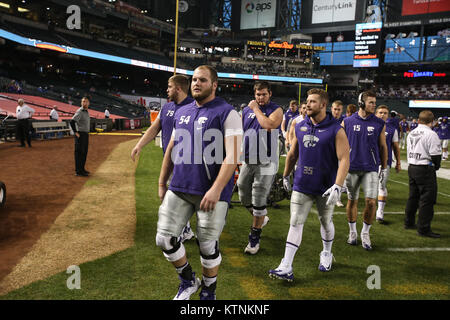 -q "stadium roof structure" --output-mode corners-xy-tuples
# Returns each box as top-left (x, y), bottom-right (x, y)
(0, 28), (322, 85)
